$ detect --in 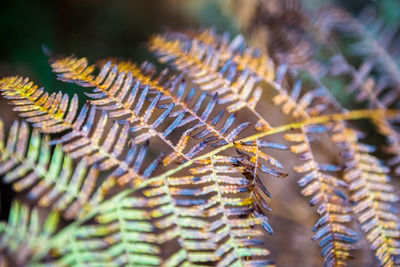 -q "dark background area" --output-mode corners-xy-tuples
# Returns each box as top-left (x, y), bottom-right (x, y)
(0, 0), (398, 89)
